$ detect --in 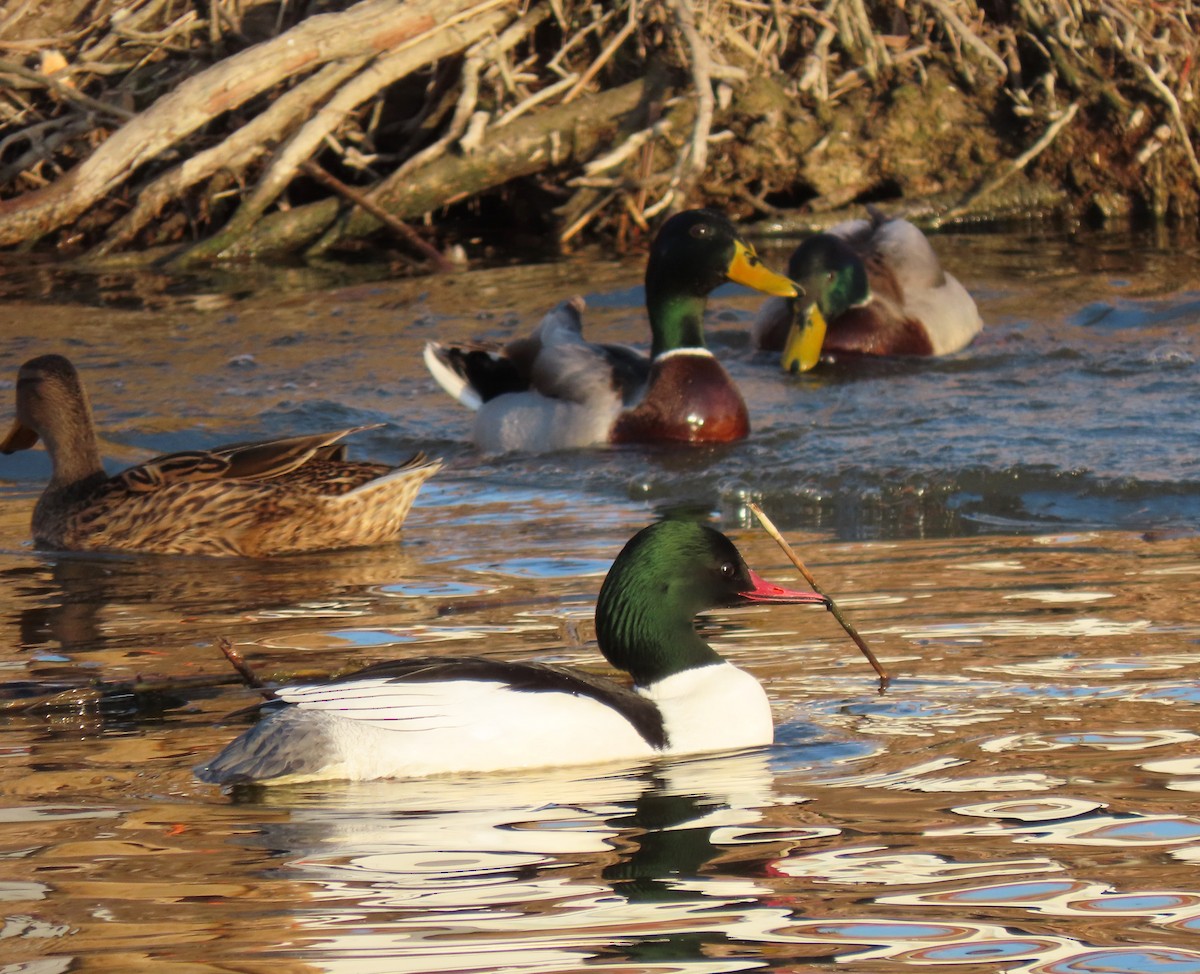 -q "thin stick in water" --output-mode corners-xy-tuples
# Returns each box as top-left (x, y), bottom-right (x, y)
(749, 503), (890, 686)
(218, 637), (277, 700)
